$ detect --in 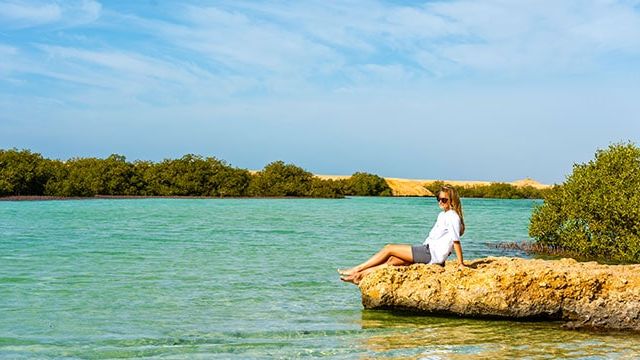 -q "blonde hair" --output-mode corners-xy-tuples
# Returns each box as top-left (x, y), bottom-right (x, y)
(439, 186), (465, 236)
